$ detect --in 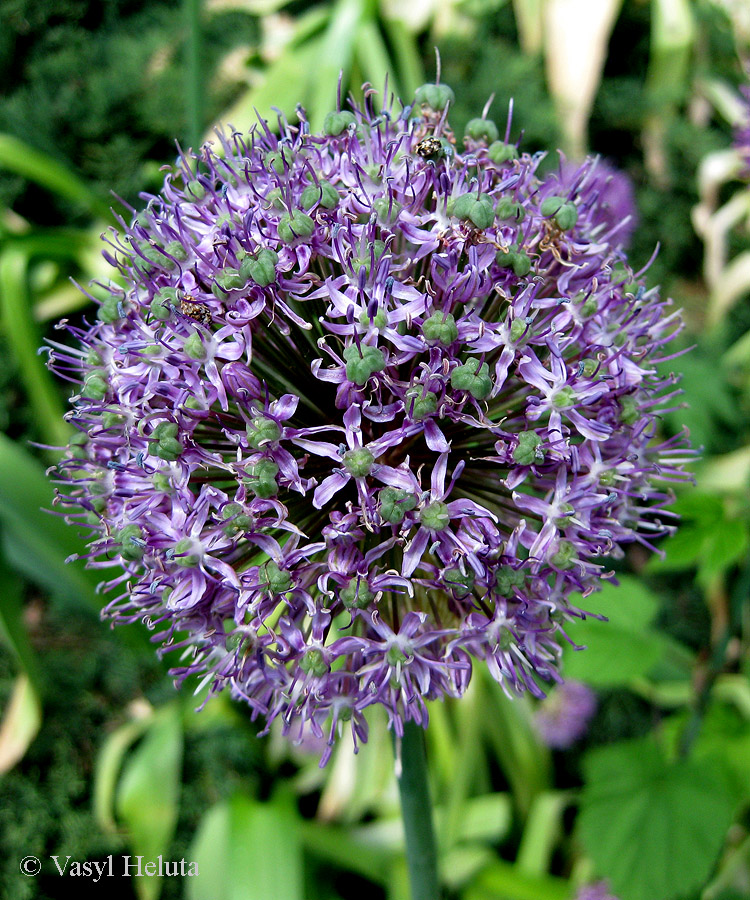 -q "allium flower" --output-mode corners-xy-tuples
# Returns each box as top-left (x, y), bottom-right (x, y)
(50, 83), (692, 763)
(533, 679), (597, 748)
